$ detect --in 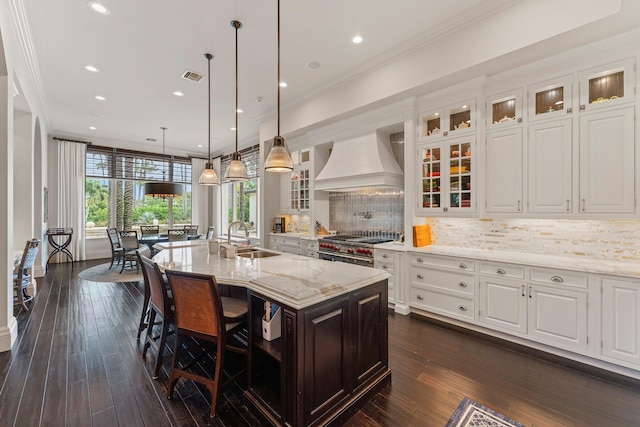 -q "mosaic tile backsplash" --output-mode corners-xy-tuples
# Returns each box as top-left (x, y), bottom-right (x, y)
(330, 189), (404, 238)
(423, 218), (640, 262)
